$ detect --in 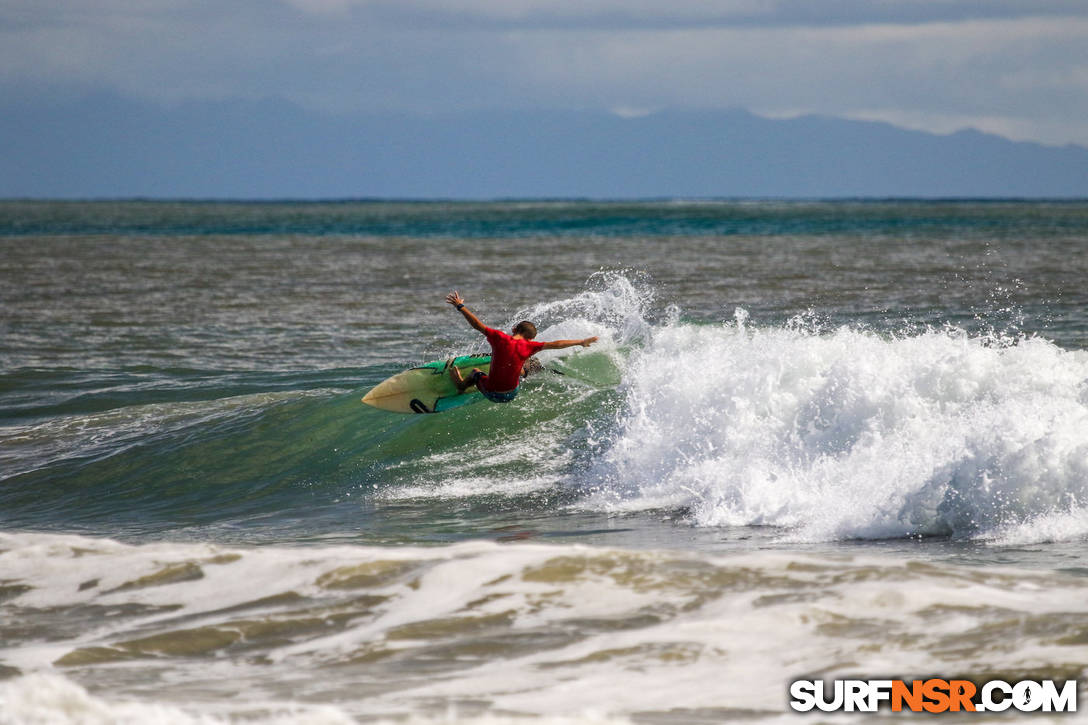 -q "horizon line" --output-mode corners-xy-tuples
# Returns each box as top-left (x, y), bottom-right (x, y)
(3, 196), (1088, 204)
